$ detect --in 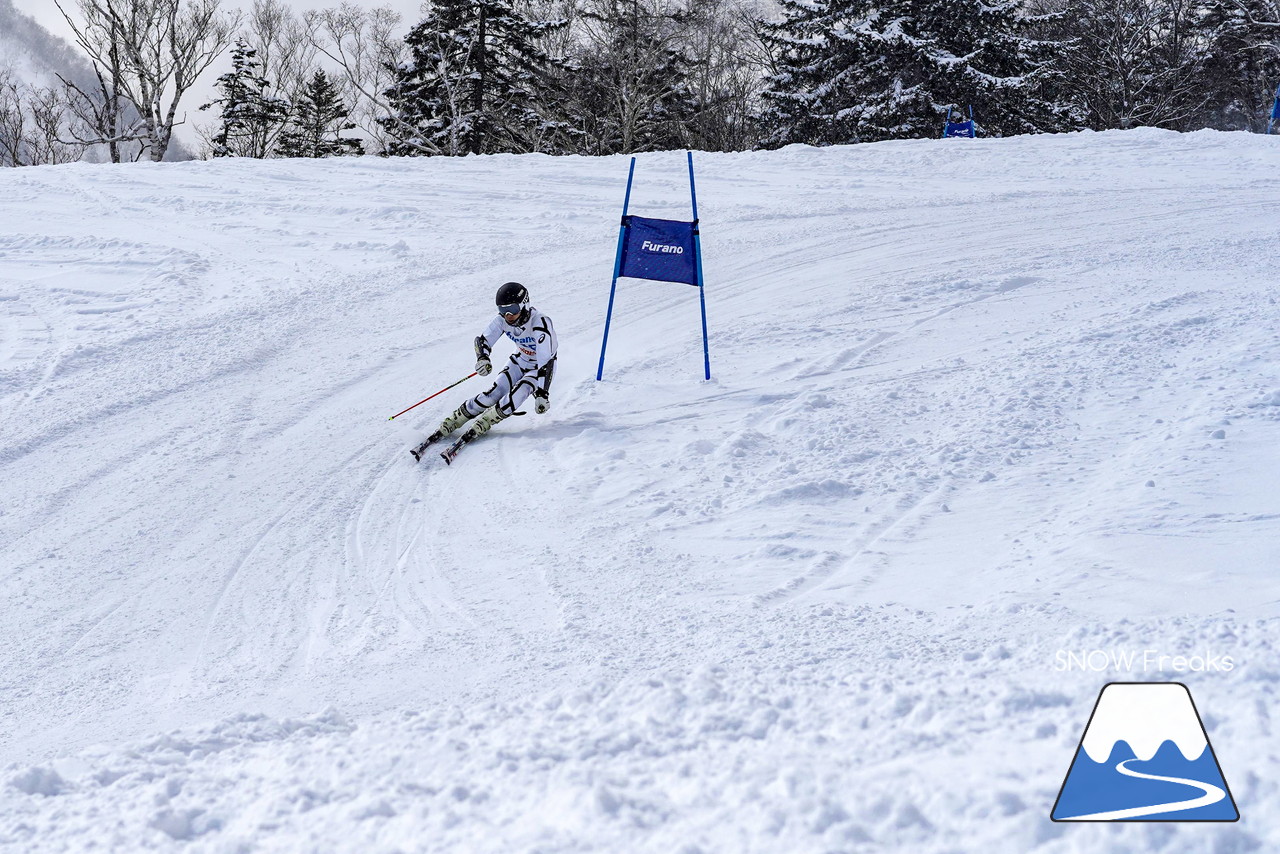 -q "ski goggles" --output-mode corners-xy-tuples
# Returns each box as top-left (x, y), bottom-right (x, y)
(498, 303), (524, 317)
